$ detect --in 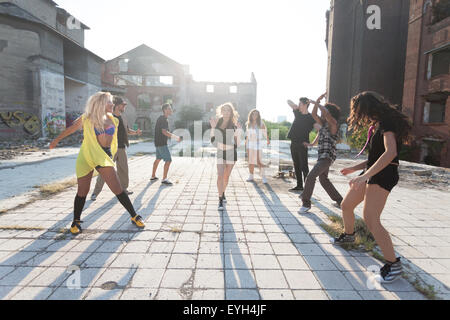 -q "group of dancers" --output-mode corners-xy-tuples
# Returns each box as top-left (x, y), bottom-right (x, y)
(49, 89), (411, 284)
